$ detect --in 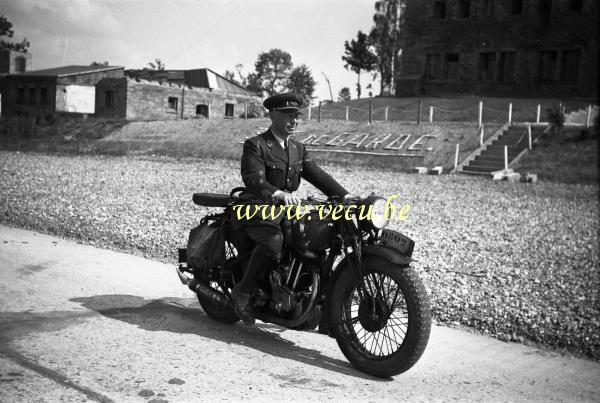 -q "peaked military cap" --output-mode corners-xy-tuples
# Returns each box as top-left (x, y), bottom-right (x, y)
(263, 93), (304, 112)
